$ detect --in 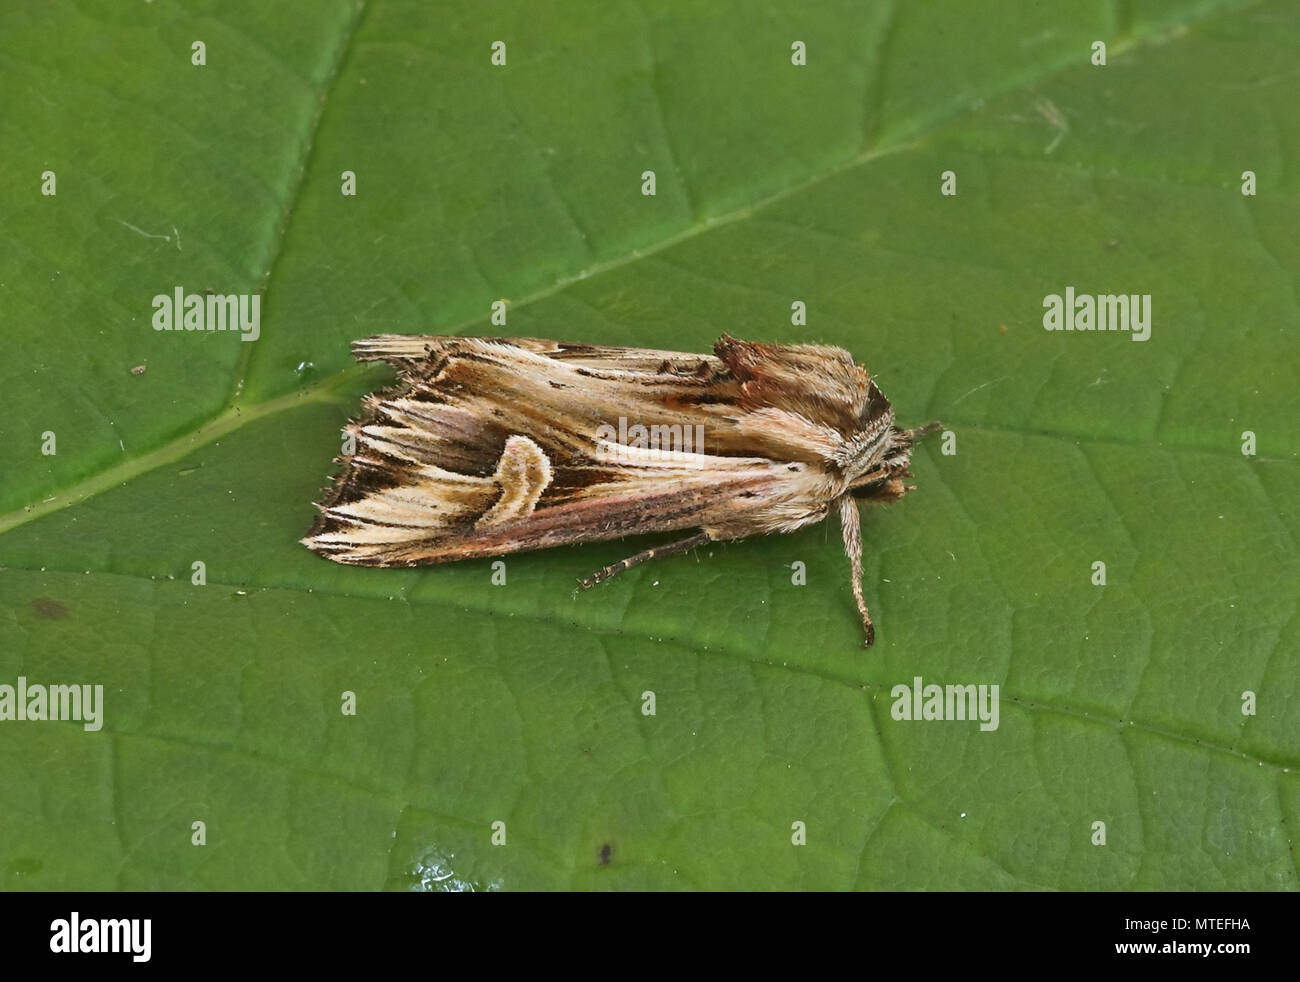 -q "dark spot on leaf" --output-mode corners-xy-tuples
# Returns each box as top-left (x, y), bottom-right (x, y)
(31, 598), (67, 619)
(598, 843), (613, 866)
